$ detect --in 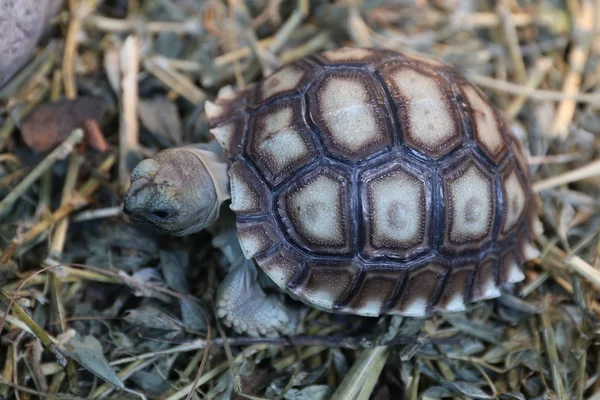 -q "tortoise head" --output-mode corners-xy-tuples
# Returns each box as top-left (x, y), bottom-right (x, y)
(123, 148), (230, 236)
